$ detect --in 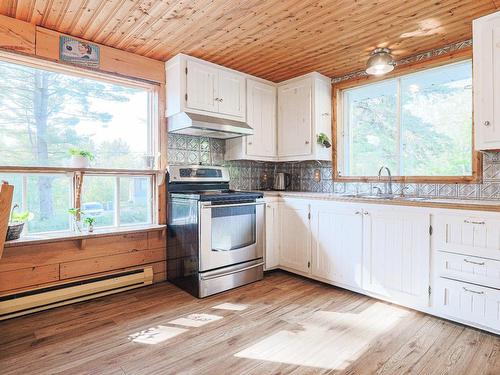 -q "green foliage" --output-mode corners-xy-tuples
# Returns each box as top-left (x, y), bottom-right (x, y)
(84, 217), (96, 226)
(10, 208), (33, 224)
(68, 207), (84, 217)
(317, 133), (332, 148)
(69, 147), (94, 161)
